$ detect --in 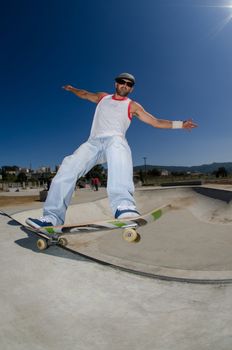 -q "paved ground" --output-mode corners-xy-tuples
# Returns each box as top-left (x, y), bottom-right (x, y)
(11, 186), (232, 282)
(1, 187), (232, 349)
